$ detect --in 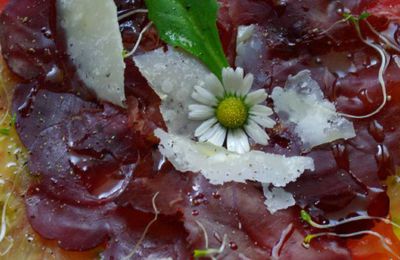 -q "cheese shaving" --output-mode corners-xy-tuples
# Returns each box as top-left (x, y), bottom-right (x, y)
(134, 47), (210, 137)
(57, 0), (126, 107)
(155, 129), (314, 187)
(271, 70), (356, 150)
